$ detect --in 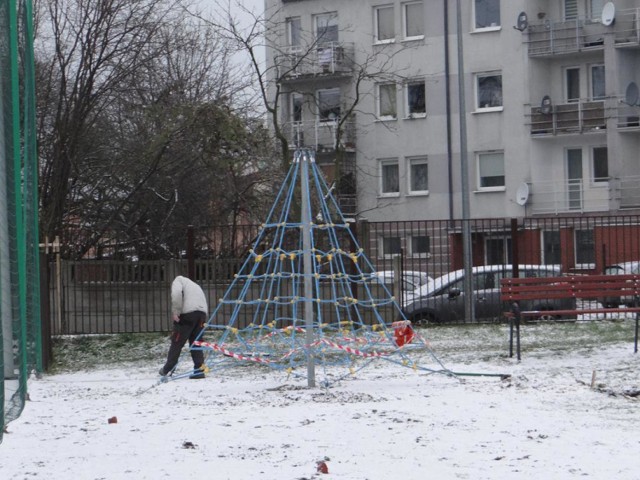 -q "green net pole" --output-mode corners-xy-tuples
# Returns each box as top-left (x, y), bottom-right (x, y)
(22, 0), (42, 373)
